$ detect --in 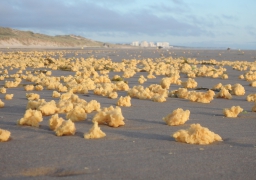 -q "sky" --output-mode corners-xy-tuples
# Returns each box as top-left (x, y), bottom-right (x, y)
(0, 0), (256, 49)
